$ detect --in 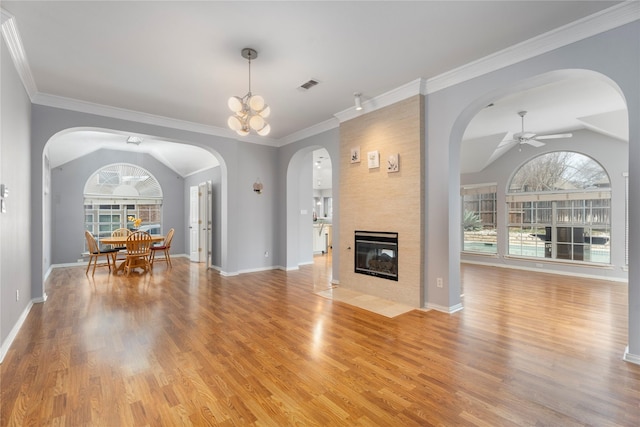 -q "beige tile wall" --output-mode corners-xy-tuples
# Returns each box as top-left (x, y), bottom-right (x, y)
(338, 95), (424, 307)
